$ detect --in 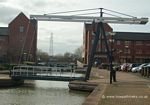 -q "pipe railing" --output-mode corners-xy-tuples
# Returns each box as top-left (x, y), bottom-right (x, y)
(11, 65), (77, 78)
